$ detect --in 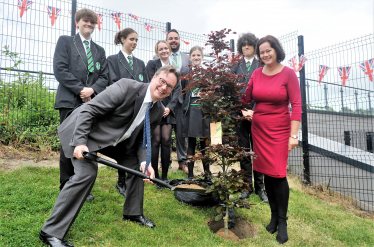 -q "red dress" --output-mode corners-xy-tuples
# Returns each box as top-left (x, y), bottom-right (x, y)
(242, 66), (301, 178)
